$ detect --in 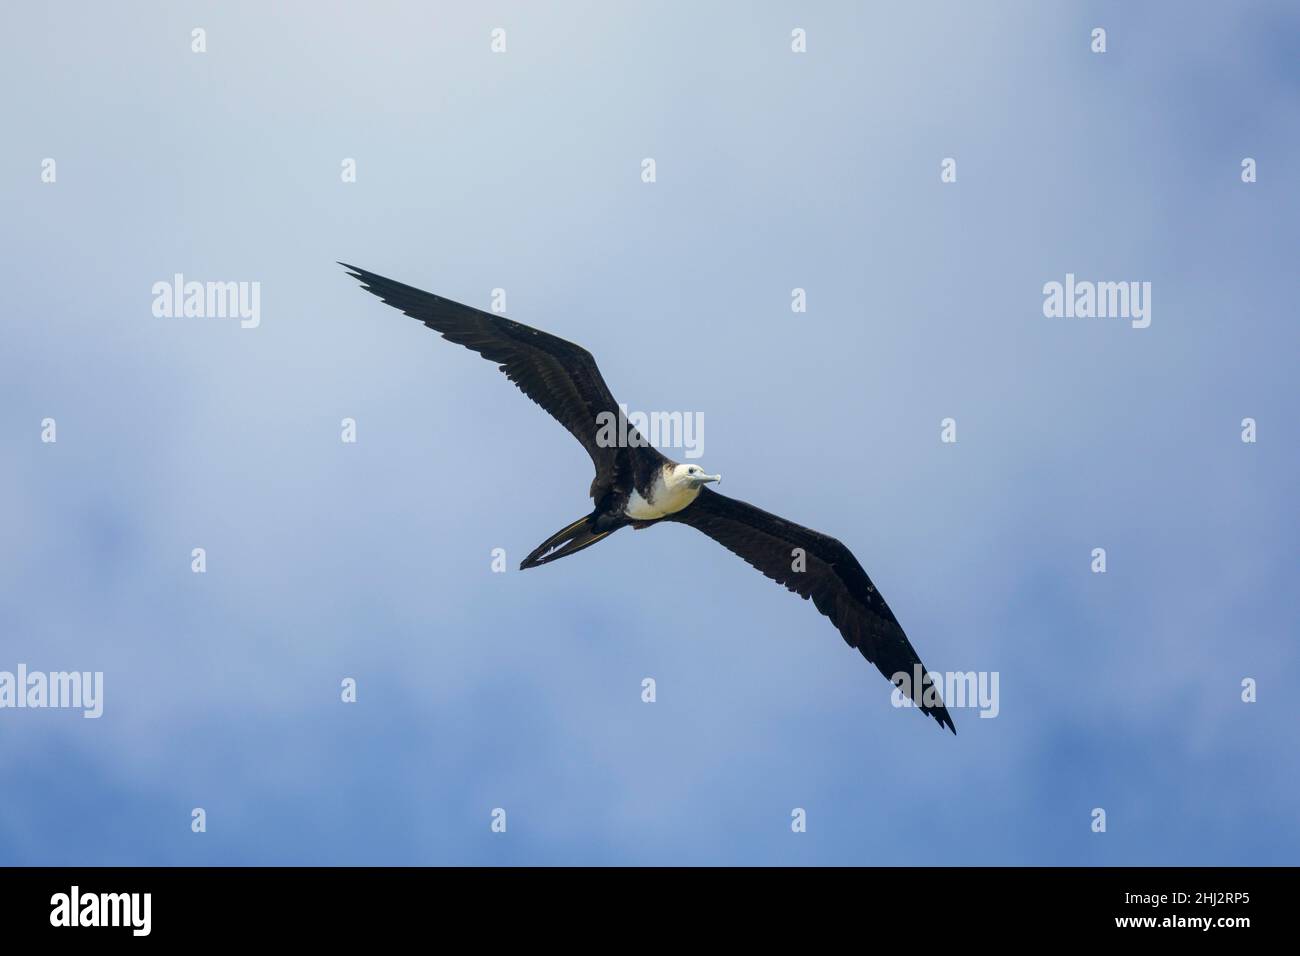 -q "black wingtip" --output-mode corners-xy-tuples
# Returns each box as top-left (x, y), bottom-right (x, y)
(929, 703), (957, 735)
